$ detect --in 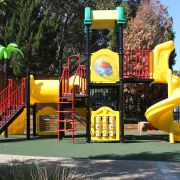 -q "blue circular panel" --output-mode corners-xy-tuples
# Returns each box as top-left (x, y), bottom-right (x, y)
(95, 60), (112, 76)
